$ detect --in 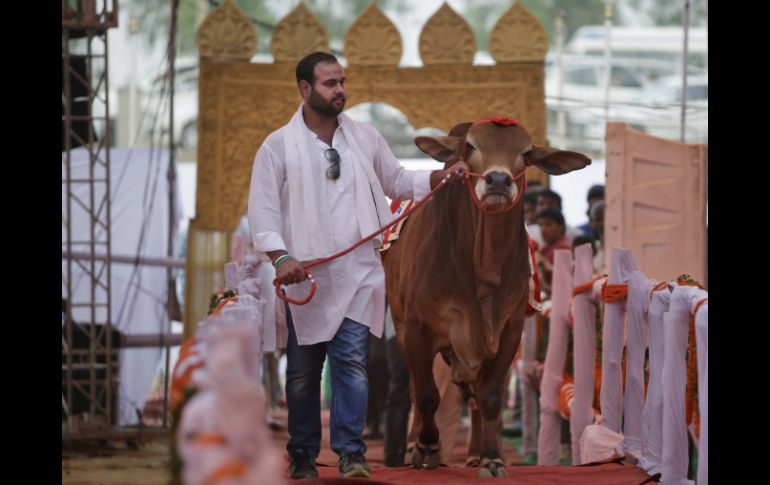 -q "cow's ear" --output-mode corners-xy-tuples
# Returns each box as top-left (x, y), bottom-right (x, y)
(415, 136), (464, 164)
(448, 122), (473, 137)
(525, 146), (591, 175)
